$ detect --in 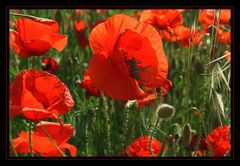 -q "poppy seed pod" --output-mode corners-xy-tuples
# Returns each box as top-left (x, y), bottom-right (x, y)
(157, 104), (175, 119)
(181, 123), (192, 147)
